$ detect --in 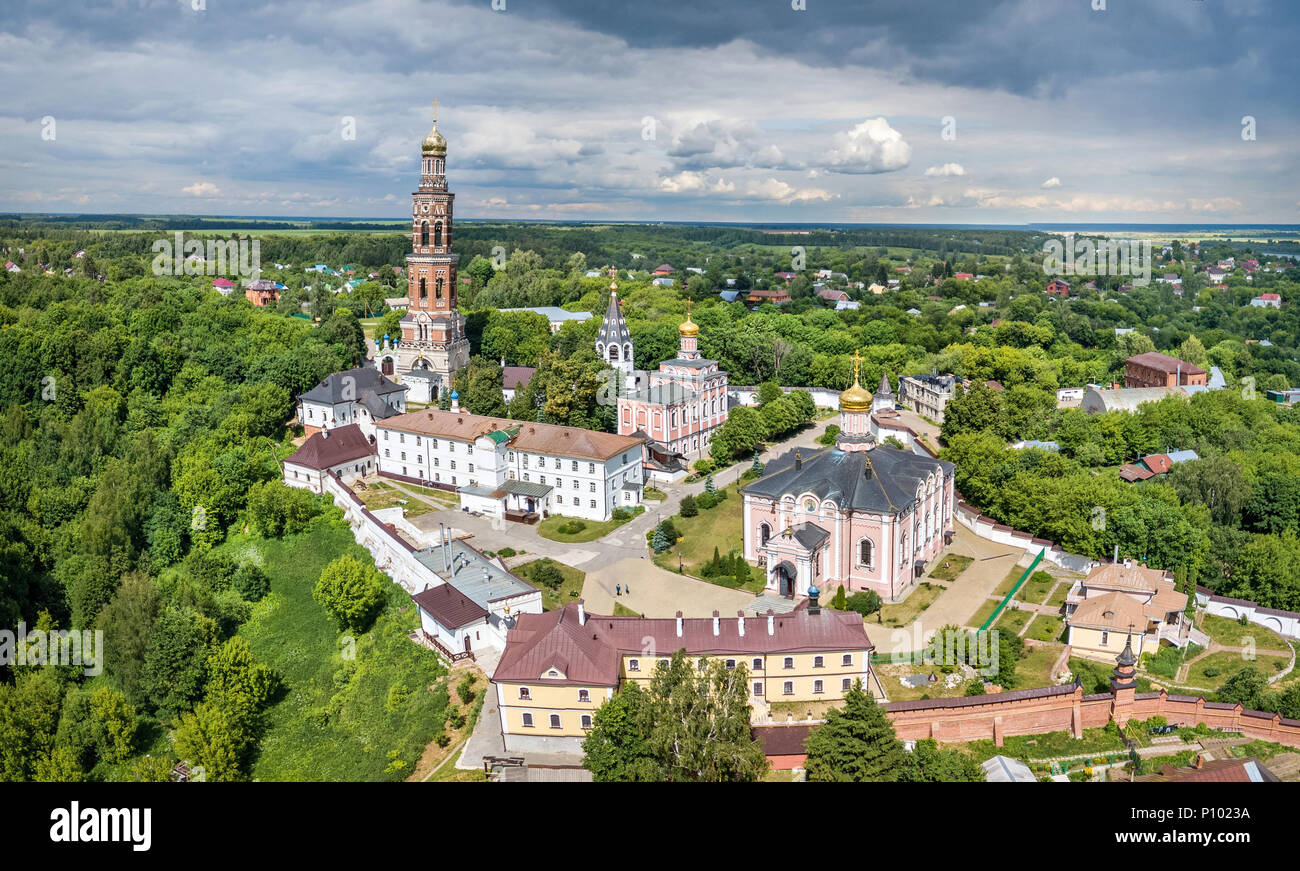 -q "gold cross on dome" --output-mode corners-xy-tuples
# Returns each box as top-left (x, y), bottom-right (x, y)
(851, 348), (862, 381)
(431, 98), (439, 121)
(685, 299), (692, 318)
